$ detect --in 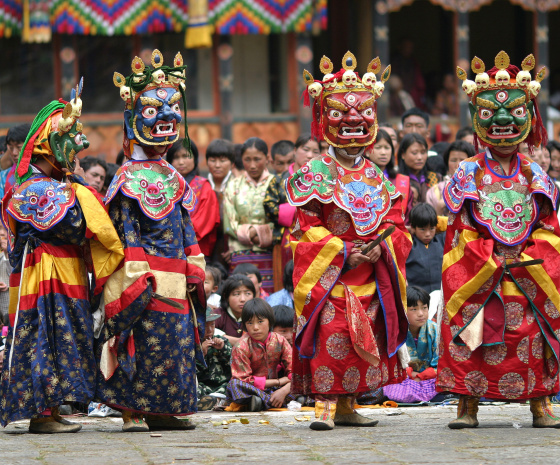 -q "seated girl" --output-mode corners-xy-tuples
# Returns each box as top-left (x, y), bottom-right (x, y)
(225, 298), (294, 412)
(215, 274), (256, 346)
(383, 286), (438, 403)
